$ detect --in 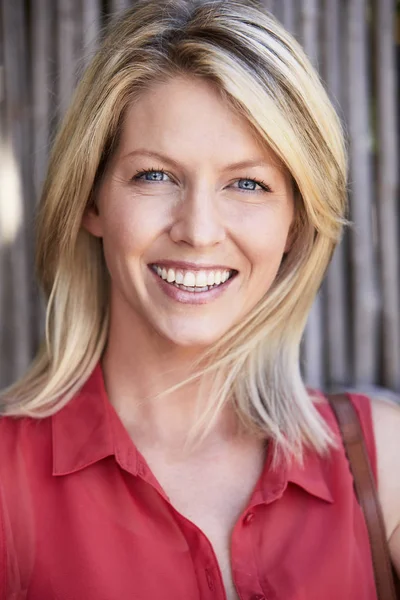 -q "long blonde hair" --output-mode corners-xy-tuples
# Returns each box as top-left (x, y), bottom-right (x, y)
(1, 0), (347, 464)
